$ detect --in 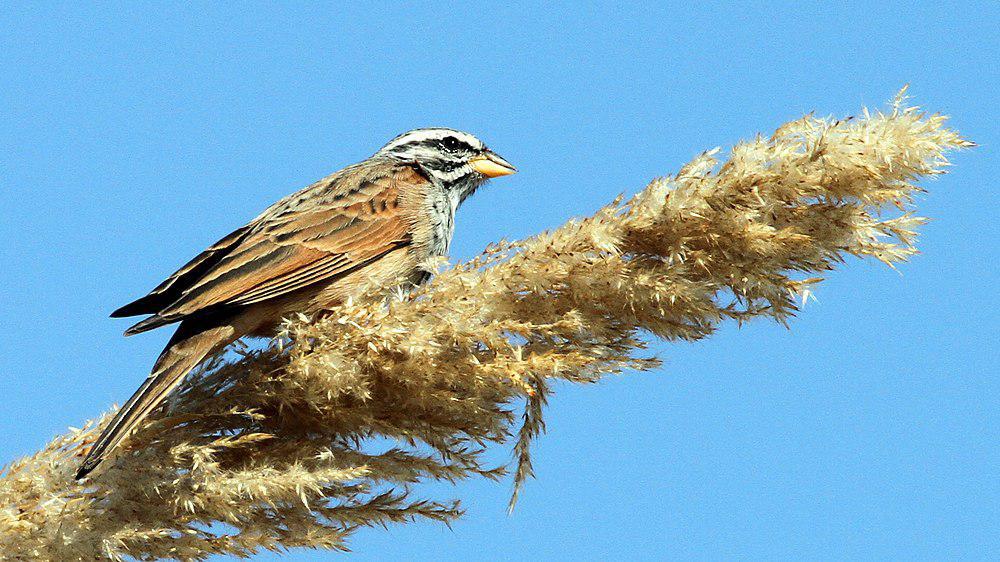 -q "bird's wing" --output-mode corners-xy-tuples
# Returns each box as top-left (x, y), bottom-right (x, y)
(111, 224), (256, 318)
(119, 161), (425, 335)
